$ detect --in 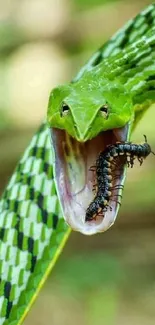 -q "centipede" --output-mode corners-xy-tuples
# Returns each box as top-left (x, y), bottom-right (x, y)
(85, 135), (154, 222)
